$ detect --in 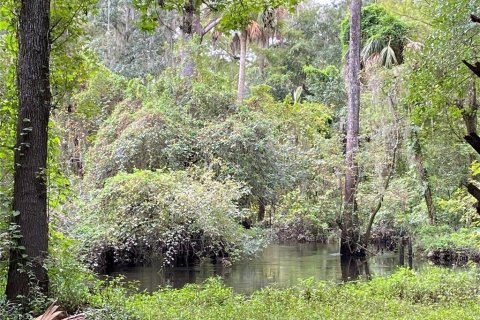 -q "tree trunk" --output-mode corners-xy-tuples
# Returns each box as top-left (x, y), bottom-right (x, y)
(465, 78), (478, 165)
(180, 0), (196, 77)
(341, 0), (363, 257)
(259, 36), (268, 77)
(237, 30), (247, 103)
(412, 132), (436, 225)
(6, 0), (51, 303)
(257, 197), (266, 222)
(464, 78), (478, 135)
